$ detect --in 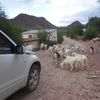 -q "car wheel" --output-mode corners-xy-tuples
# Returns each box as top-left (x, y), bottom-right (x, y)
(26, 64), (40, 92)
